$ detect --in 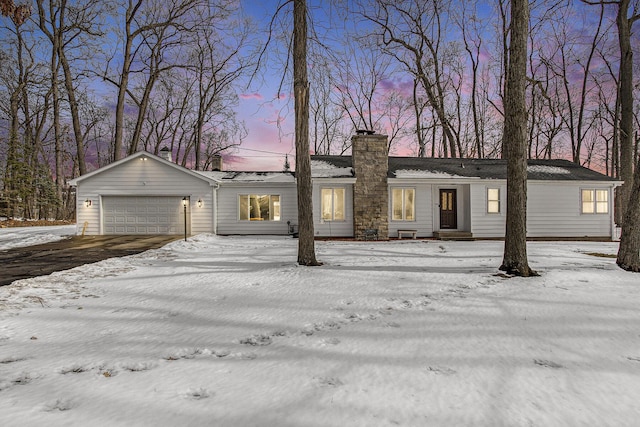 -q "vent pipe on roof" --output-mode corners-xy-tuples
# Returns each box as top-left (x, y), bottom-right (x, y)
(159, 147), (172, 162)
